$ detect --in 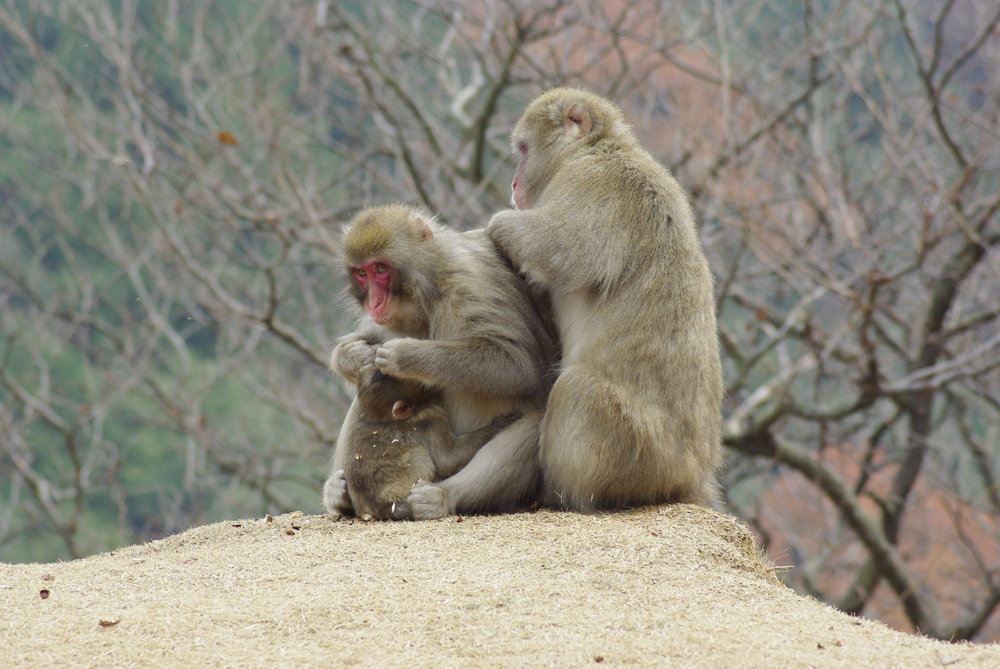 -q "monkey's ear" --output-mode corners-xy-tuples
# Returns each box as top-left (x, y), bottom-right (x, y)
(562, 102), (593, 139)
(391, 400), (414, 420)
(409, 215), (435, 242)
